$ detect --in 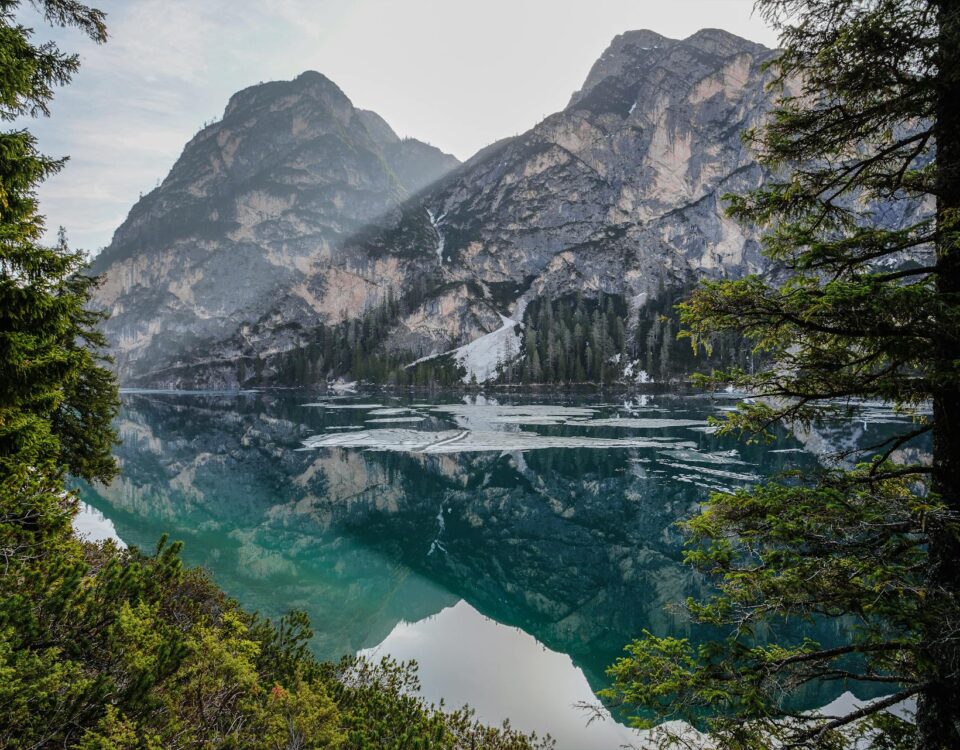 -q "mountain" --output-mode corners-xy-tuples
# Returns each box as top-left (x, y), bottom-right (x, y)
(90, 71), (459, 382)
(93, 29), (782, 388)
